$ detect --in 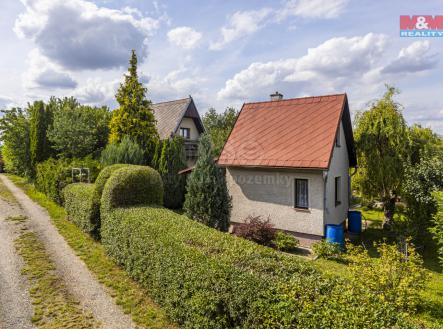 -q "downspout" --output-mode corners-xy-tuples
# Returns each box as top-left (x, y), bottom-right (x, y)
(322, 170), (328, 237)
